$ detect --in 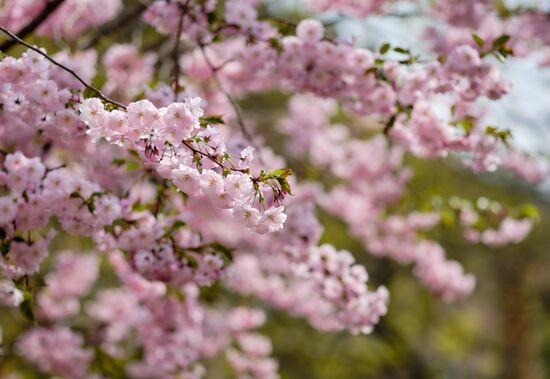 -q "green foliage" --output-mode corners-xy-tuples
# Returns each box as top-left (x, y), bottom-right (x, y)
(379, 43), (391, 54)
(472, 33), (485, 49)
(478, 33), (514, 62)
(19, 292), (35, 323)
(200, 115), (225, 127)
(486, 126), (513, 145)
